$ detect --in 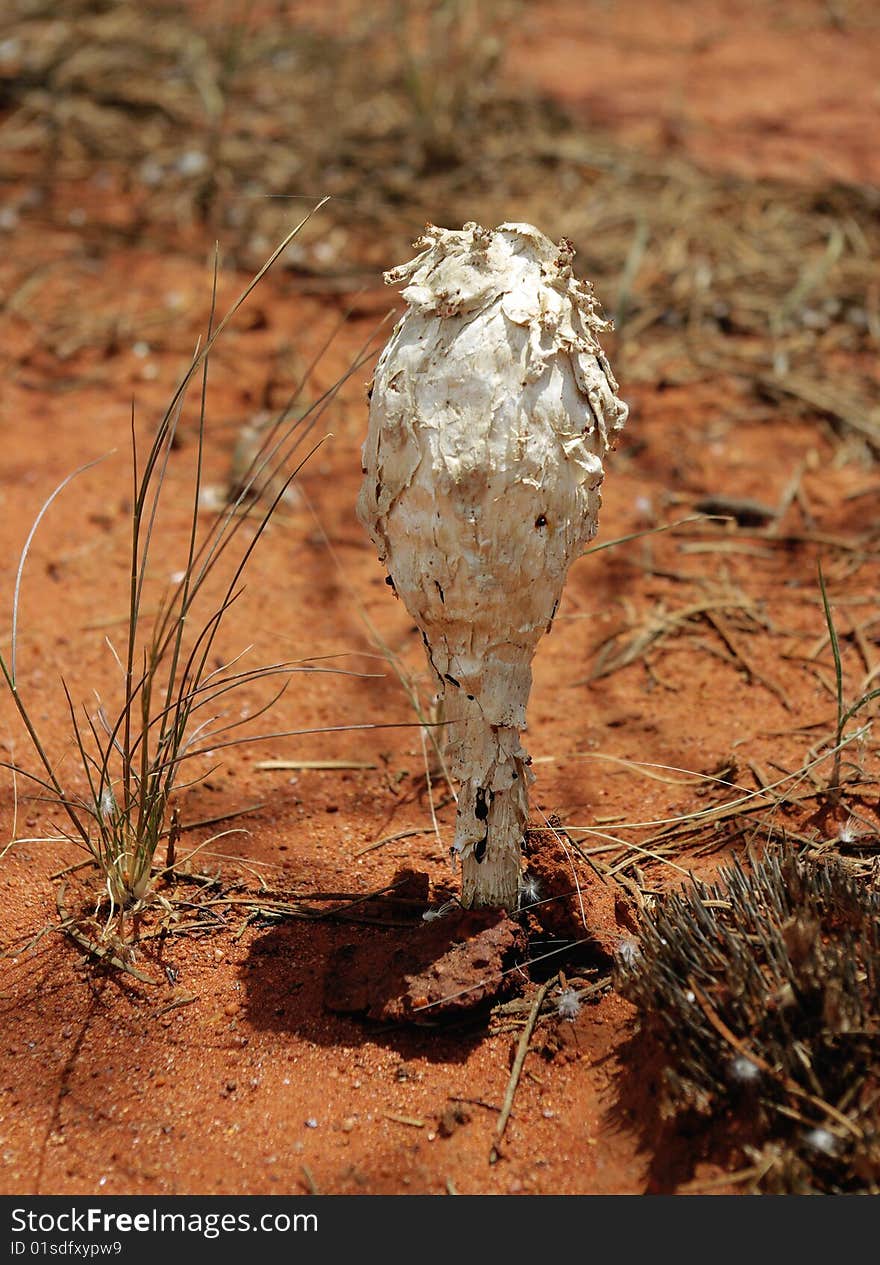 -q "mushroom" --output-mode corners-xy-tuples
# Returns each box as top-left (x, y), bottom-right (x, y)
(357, 221), (628, 911)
